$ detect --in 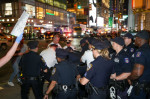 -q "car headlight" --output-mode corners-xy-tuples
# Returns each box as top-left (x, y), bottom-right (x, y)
(81, 33), (84, 35)
(73, 33), (77, 36)
(63, 34), (66, 36)
(68, 33), (71, 36)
